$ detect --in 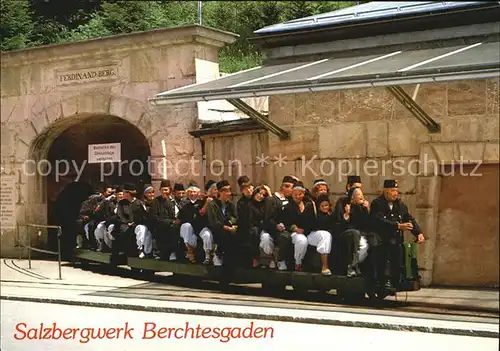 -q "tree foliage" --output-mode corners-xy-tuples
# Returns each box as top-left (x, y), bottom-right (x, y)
(1, 0), (359, 71)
